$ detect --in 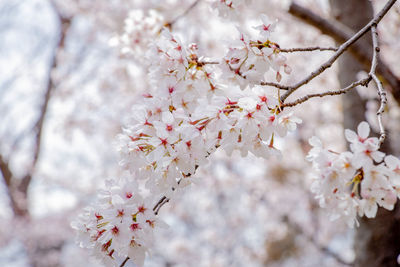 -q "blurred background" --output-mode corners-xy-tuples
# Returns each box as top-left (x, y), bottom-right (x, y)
(0, 0), (399, 266)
